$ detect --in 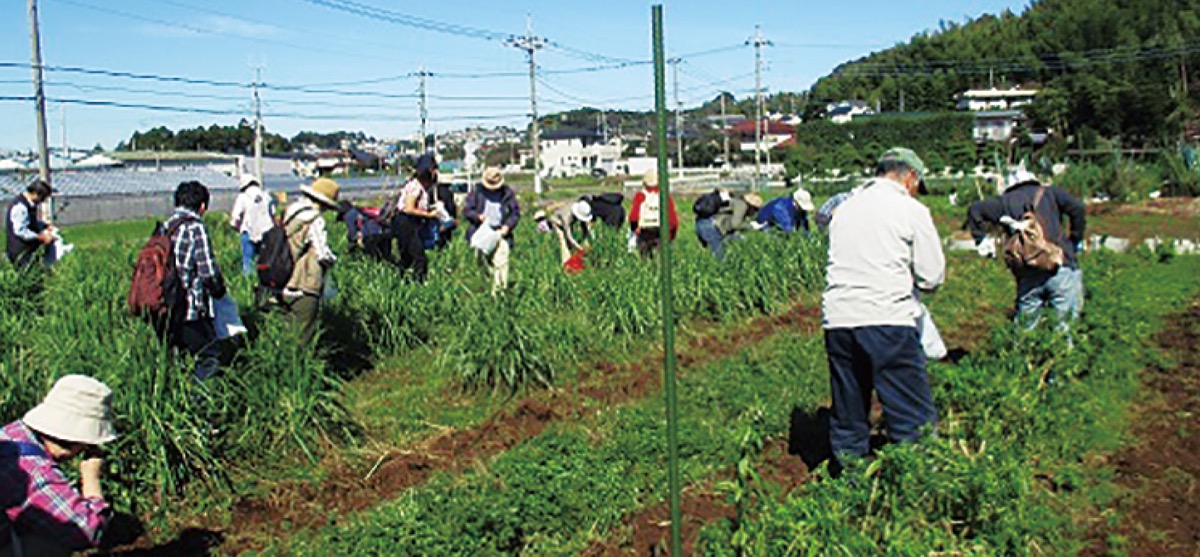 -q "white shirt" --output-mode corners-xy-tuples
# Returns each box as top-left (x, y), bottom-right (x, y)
(230, 185), (274, 243)
(822, 178), (945, 329)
